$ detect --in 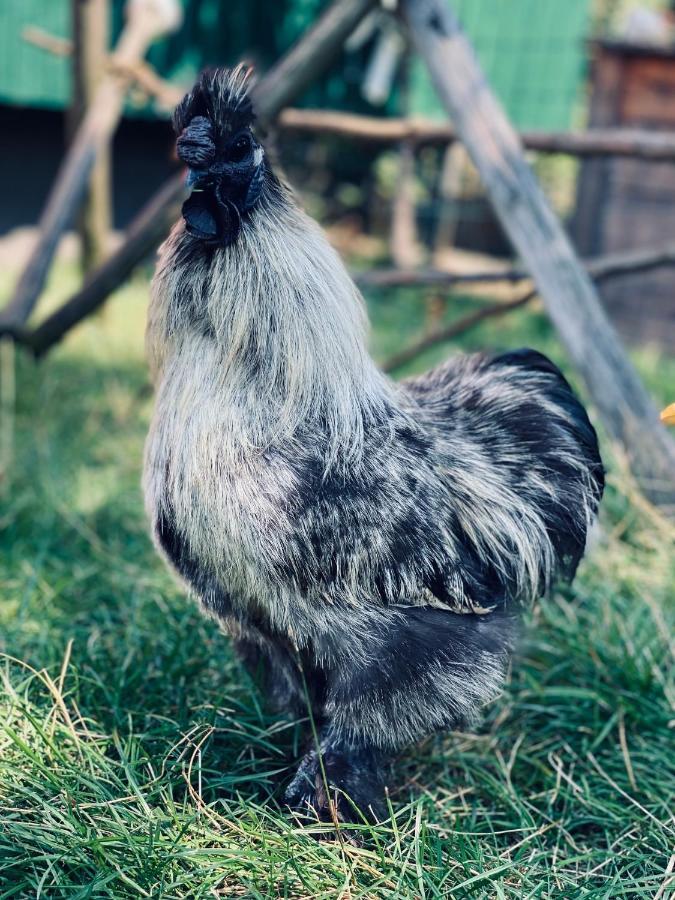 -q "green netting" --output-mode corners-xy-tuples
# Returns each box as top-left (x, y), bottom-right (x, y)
(410, 0), (591, 128)
(0, 0), (293, 111)
(0, 0), (71, 109)
(0, 0), (589, 128)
